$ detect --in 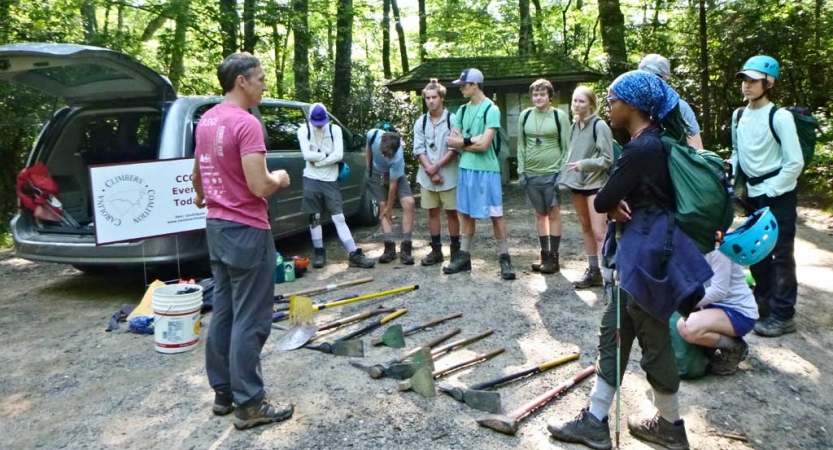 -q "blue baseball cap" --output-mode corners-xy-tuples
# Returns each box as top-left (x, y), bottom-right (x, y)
(309, 103), (329, 126)
(452, 68), (484, 86)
